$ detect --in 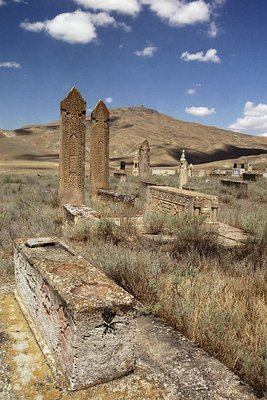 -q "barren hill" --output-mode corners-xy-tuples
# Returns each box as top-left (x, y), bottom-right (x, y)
(1, 106), (267, 169)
